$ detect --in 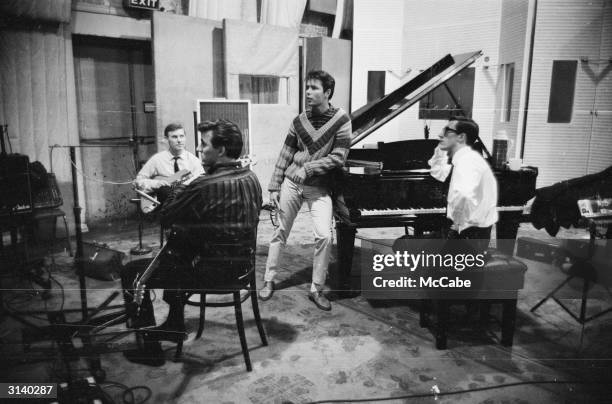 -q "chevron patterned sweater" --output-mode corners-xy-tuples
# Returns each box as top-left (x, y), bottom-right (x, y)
(268, 107), (352, 192)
